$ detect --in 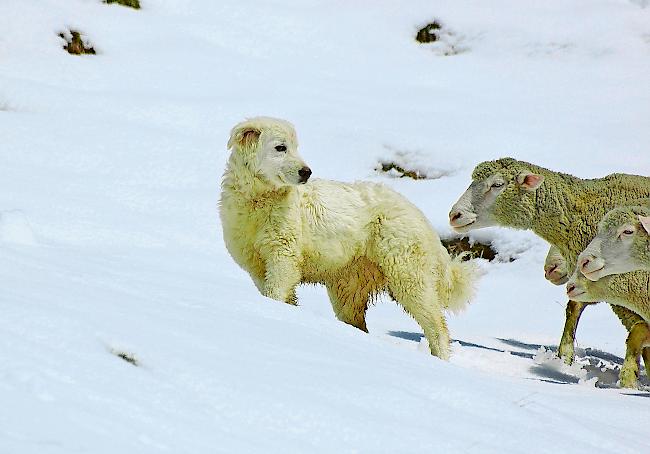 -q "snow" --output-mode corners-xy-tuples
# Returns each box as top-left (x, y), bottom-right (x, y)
(0, 211), (37, 246)
(1, 0), (649, 452)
